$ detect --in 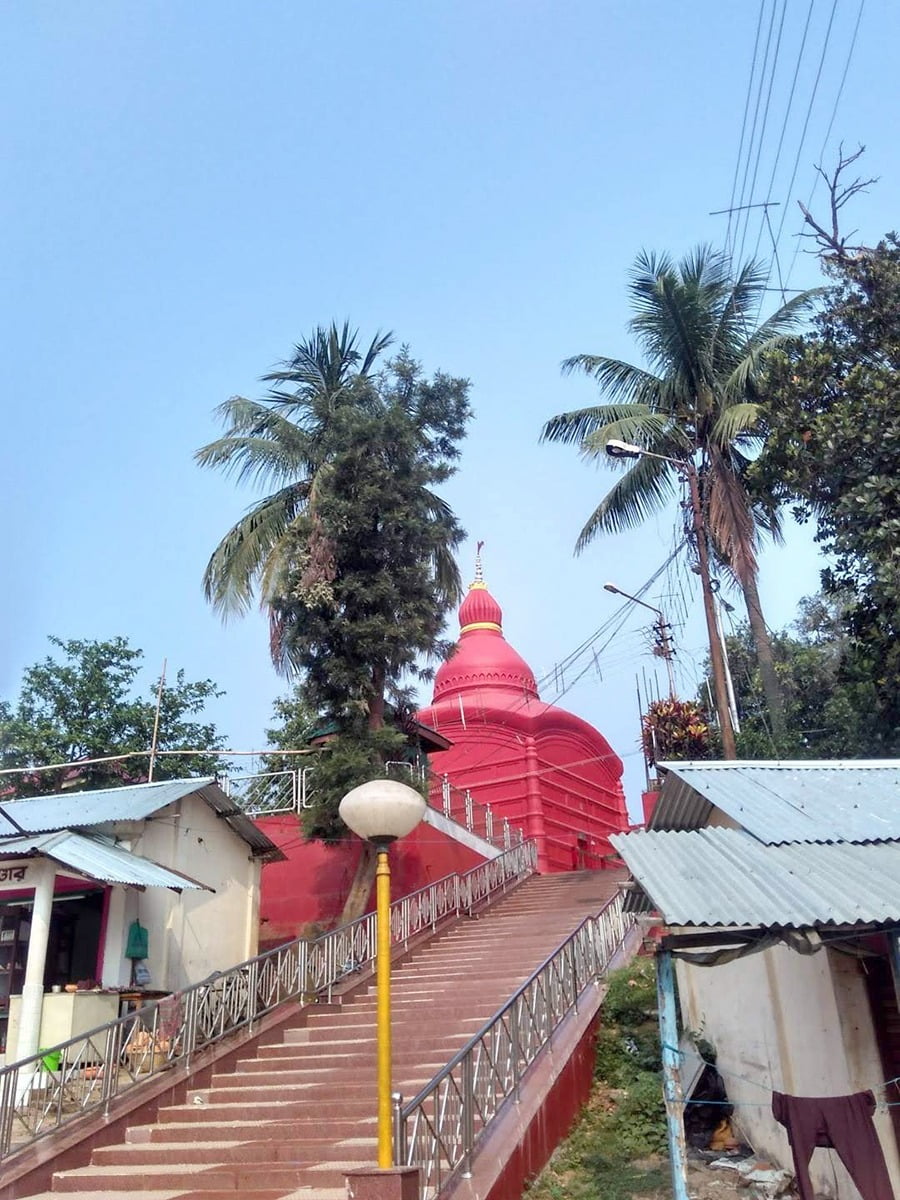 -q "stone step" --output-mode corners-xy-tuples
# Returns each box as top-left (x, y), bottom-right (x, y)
(276, 1031), (467, 1051)
(157, 1098), (379, 1122)
(32, 1192), (304, 1200)
(51, 1161), (347, 1192)
(214, 1056), (448, 1084)
(261, 1029), (464, 1049)
(129, 1119), (375, 1144)
(92, 1138), (376, 1166)
(195, 1075), (435, 1103)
